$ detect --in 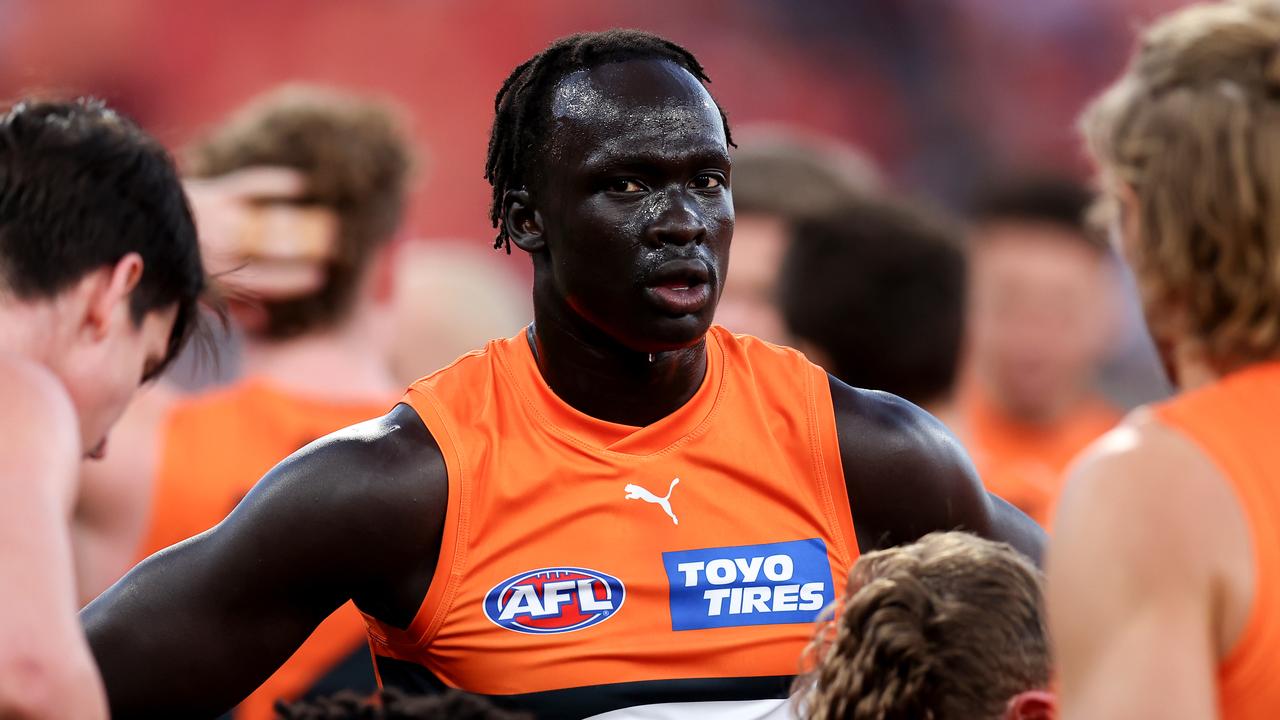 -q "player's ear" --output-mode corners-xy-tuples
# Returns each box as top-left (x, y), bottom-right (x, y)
(1002, 689), (1056, 720)
(504, 189), (545, 254)
(84, 252), (145, 340)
